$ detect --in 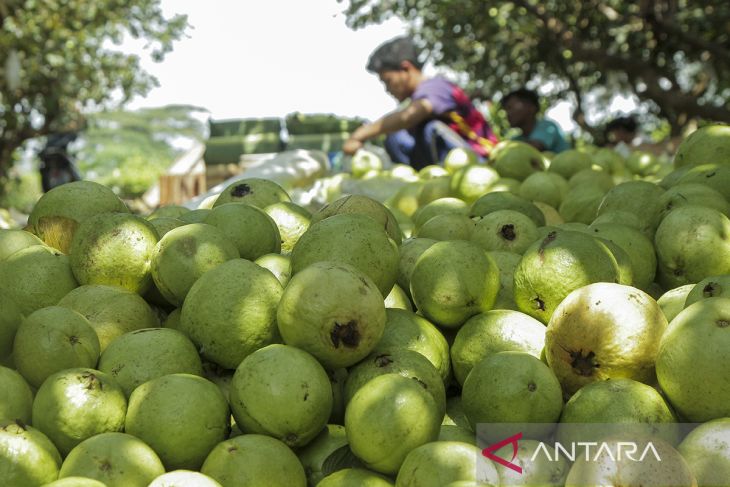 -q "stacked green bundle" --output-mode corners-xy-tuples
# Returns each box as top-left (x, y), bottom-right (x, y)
(208, 118), (283, 137)
(285, 113), (365, 136)
(205, 118), (284, 164)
